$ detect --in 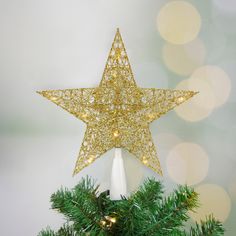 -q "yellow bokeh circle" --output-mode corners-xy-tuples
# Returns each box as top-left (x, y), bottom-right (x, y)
(157, 1), (201, 44)
(167, 142), (209, 185)
(174, 79), (215, 122)
(190, 66), (231, 108)
(190, 184), (231, 222)
(162, 38), (206, 76)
